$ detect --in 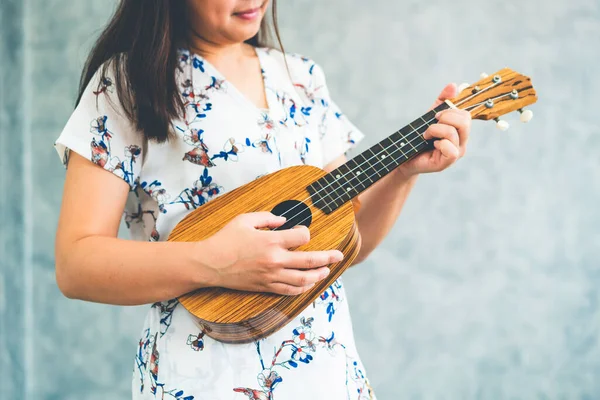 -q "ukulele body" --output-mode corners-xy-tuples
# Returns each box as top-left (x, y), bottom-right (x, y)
(166, 67), (540, 343)
(168, 164), (361, 344)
